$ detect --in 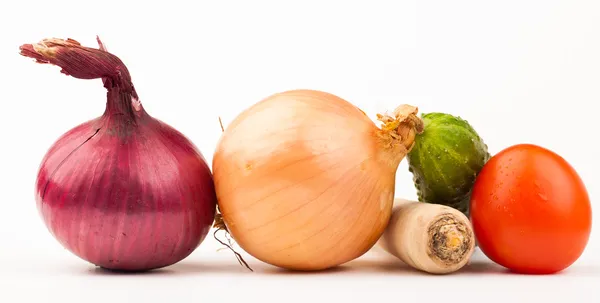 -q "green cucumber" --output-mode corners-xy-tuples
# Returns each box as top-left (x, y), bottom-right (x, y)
(407, 112), (490, 217)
